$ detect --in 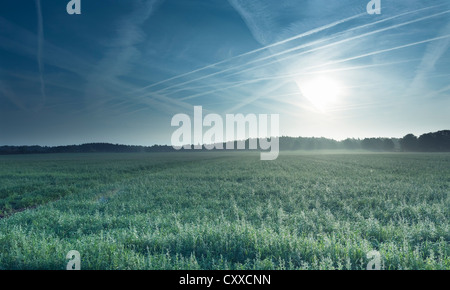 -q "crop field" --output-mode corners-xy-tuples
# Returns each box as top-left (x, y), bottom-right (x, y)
(0, 152), (448, 270)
